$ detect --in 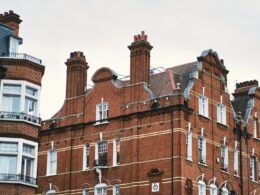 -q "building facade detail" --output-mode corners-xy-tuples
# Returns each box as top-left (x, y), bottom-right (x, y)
(1, 10), (260, 195)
